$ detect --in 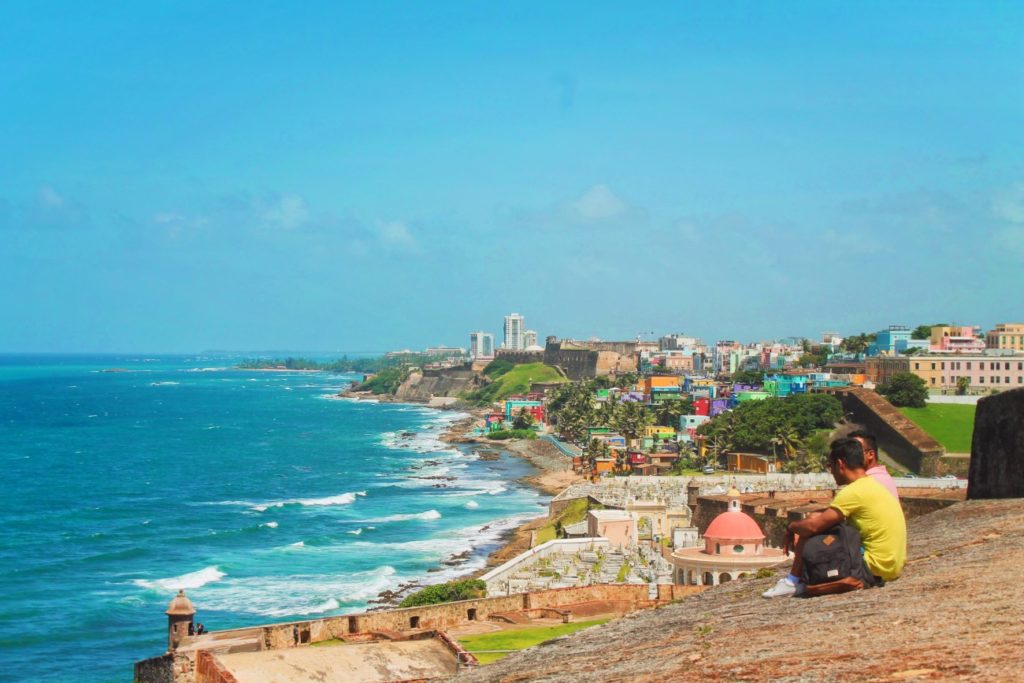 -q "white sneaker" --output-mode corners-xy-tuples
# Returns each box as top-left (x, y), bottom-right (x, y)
(762, 578), (803, 598)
